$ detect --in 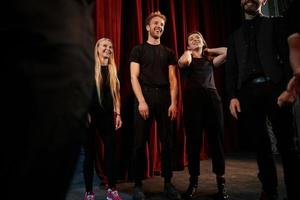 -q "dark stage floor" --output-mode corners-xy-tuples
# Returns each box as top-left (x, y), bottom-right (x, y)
(66, 152), (286, 200)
